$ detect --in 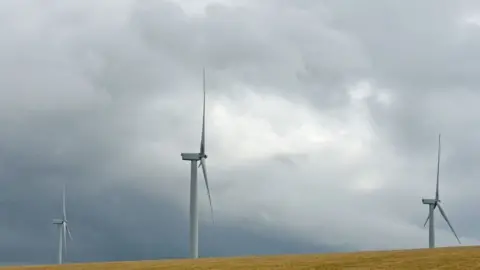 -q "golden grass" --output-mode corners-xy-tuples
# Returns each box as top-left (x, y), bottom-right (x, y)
(3, 246), (480, 270)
